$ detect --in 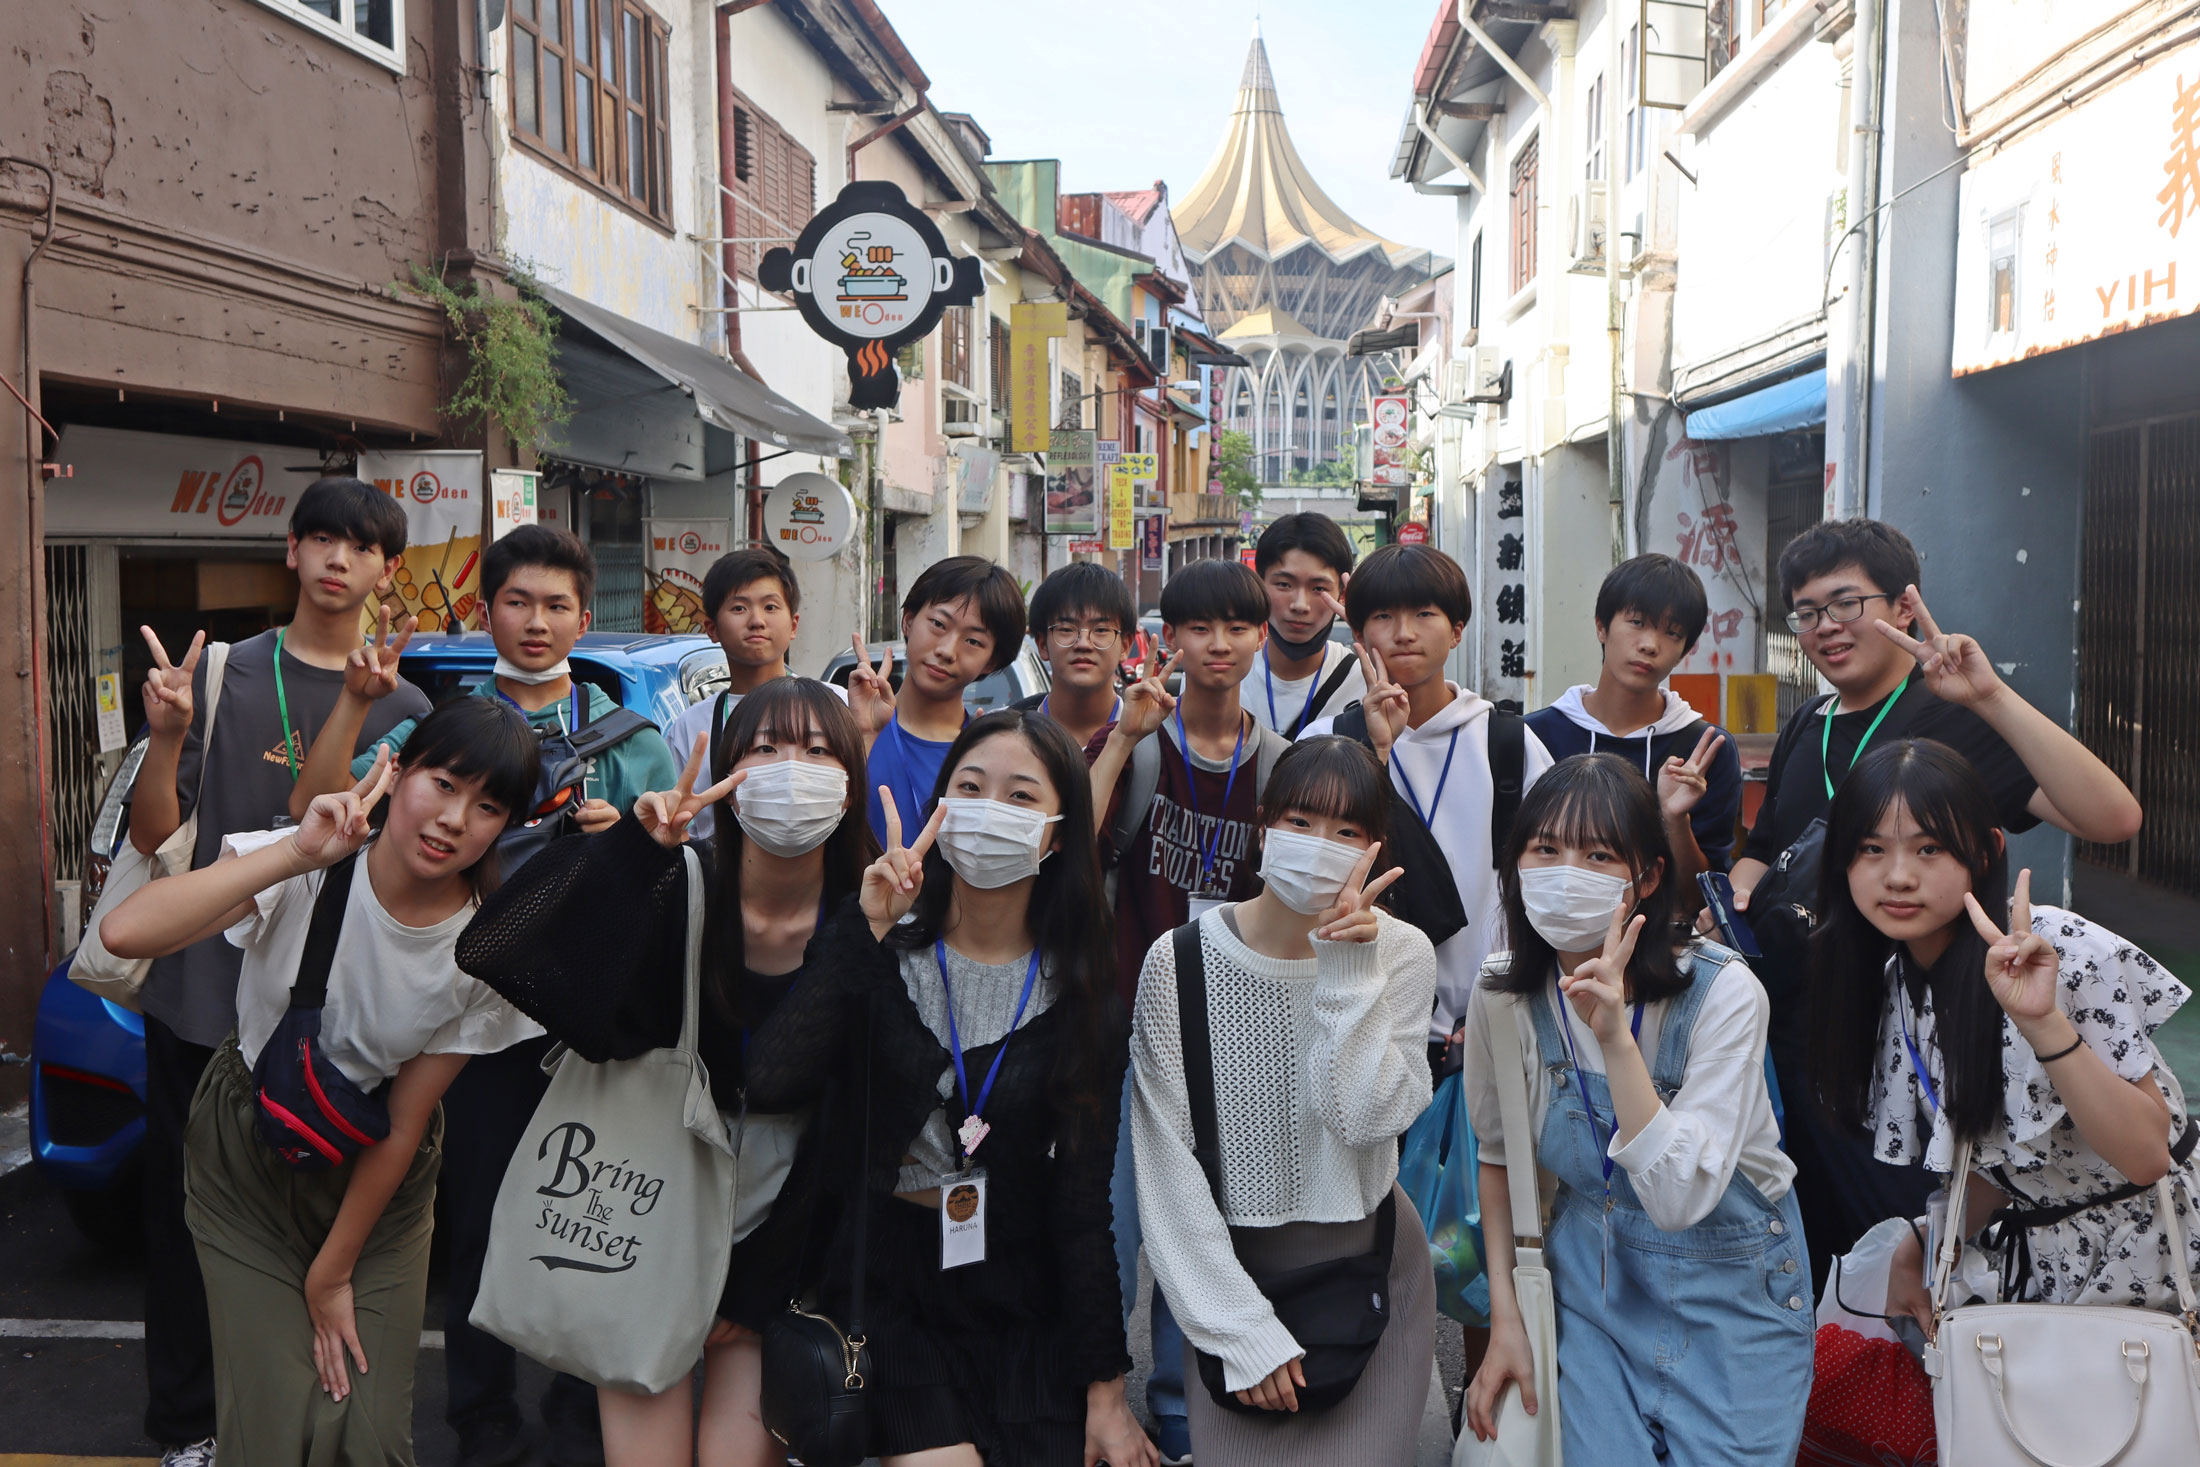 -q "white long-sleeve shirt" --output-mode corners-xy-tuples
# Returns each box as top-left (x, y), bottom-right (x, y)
(1131, 905), (1436, 1390)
